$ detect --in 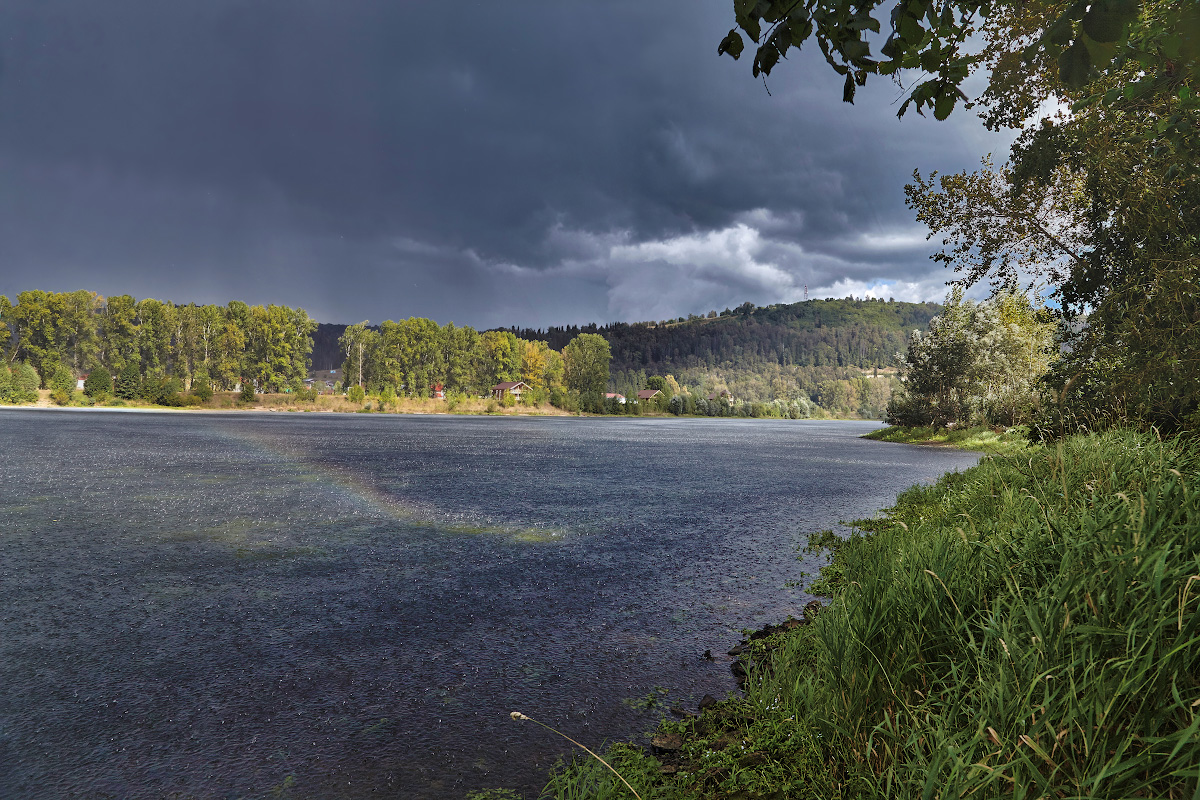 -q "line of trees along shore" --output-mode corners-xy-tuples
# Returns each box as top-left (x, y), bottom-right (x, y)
(0, 289), (617, 411)
(0, 290), (314, 394)
(337, 320), (611, 405)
